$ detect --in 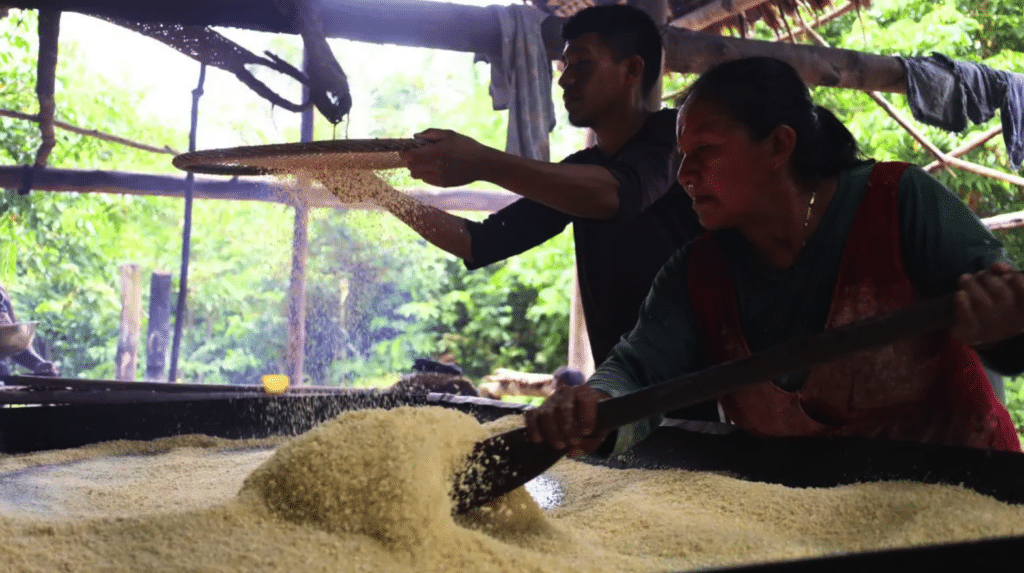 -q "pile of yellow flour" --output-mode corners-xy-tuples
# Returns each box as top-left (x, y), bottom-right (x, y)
(0, 406), (1022, 573)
